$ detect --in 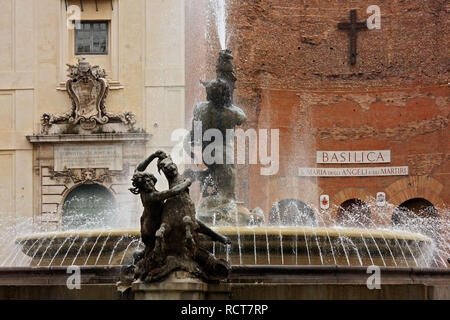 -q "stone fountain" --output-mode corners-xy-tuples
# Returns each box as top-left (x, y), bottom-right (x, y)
(0, 0), (448, 301)
(2, 34), (449, 302)
(12, 52), (447, 283)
